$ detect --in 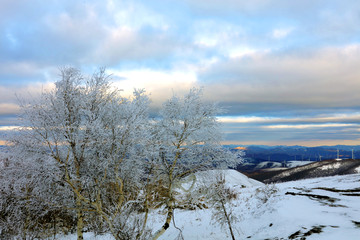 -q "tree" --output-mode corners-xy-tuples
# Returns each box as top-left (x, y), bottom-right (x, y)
(150, 88), (239, 240)
(4, 69), (241, 239)
(8, 67), (151, 239)
(0, 149), (73, 239)
(208, 173), (238, 240)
